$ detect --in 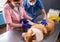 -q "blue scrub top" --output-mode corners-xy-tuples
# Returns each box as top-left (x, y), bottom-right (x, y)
(23, 0), (44, 18)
